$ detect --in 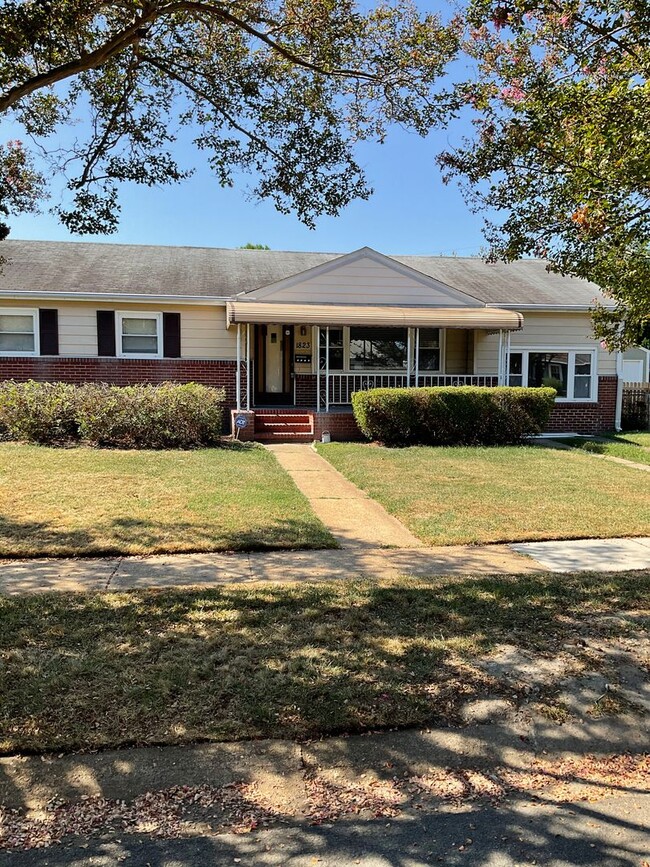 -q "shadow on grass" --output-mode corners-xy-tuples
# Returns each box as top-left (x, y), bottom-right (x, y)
(0, 572), (649, 861)
(0, 513), (337, 558)
(1, 571), (648, 755)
